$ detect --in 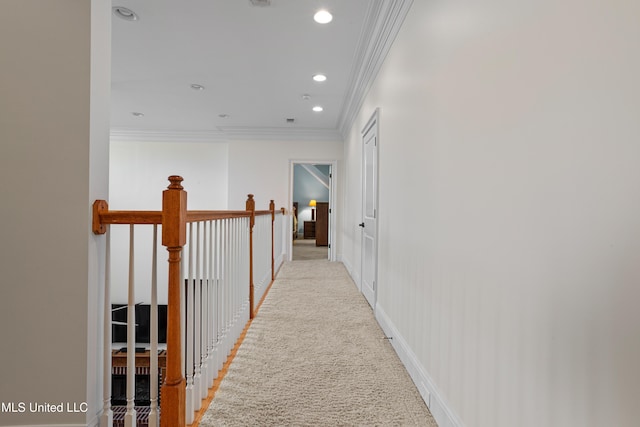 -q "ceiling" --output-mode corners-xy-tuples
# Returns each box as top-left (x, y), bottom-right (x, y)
(110, 0), (408, 142)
